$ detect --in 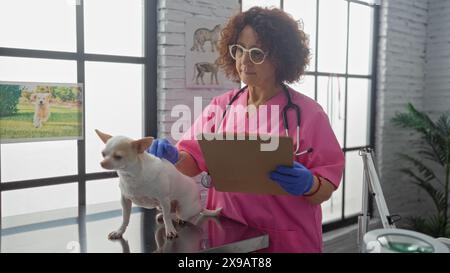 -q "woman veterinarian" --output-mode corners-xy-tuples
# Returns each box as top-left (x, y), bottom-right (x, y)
(148, 7), (345, 252)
